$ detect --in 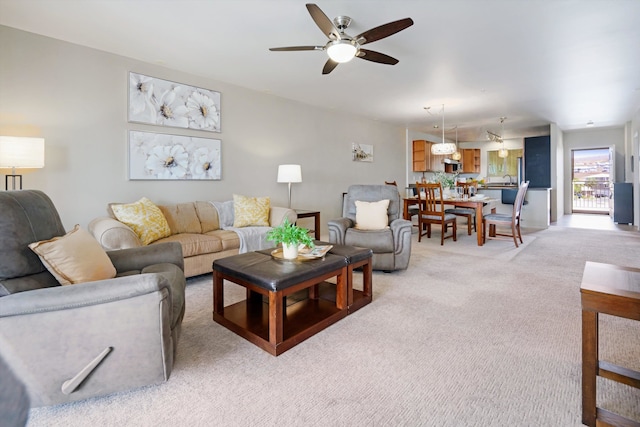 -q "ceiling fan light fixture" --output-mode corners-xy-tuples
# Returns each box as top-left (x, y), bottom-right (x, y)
(326, 40), (357, 63)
